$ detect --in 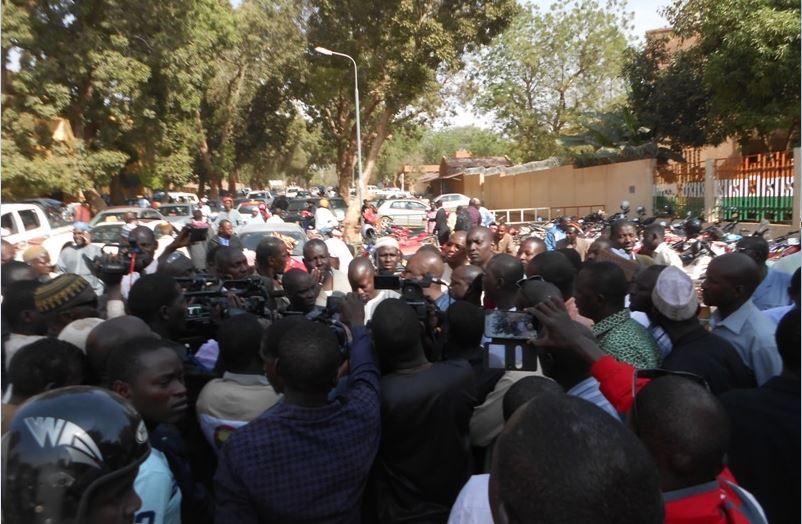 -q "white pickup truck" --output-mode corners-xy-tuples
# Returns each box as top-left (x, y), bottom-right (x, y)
(1, 203), (75, 262)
